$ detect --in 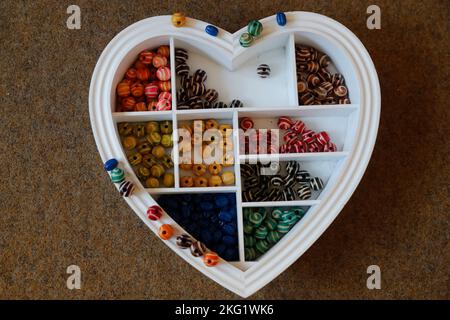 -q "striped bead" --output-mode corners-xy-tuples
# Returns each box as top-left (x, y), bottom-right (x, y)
(110, 167), (125, 183)
(144, 83), (159, 98)
(204, 89), (218, 103)
(247, 20), (263, 37)
(156, 99), (171, 111)
(190, 241), (207, 257)
(310, 177), (324, 191)
(176, 234), (193, 248)
(278, 116), (293, 130)
(147, 205), (162, 220)
(239, 33), (254, 47)
(296, 170), (311, 183)
(271, 209), (283, 220)
(119, 180), (134, 197)
(296, 184), (312, 200)
(245, 247), (258, 260)
(257, 64), (271, 78)
(193, 69), (207, 83)
(175, 48), (188, 63)
(334, 85), (348, 97)
(152, 55), (167, 68)
(125, 68), (137, 80)
(277, 221), (291, 234)
(136, 68), (150, 81)
(264, 218), (277, 231)
(267, 231), (281, 244)
(212, 101), (227, 108)
(319, 54), (330, 68)
(130, 82), (144, 97)
(117, 82), (130, 97)
(244, 235), (256, 247)
(139, 50), (154, 65)
(315, 131), (330, 145)
(280, 211), (297, 223)
(191, 82), (206, 96)
(121, 97), (136, 111)
(249, 211), (263, 227)
(276, 12), (287, 26)
(158, 91), (171, 101)
(175, 63), (189, 76)
(157, 45), (170, 57)
(156, 66), (171, 81)
(255, 240), (270, 253)
(255, 226), (268, 239)
(159, 81), (171, 92)
(230, 99), (243, 108)
(203, 252), (220, 267)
